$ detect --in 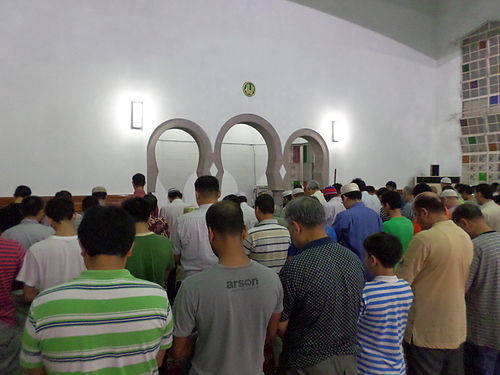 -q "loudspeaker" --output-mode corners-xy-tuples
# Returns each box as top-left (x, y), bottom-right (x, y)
(430, 164), (440, 176)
